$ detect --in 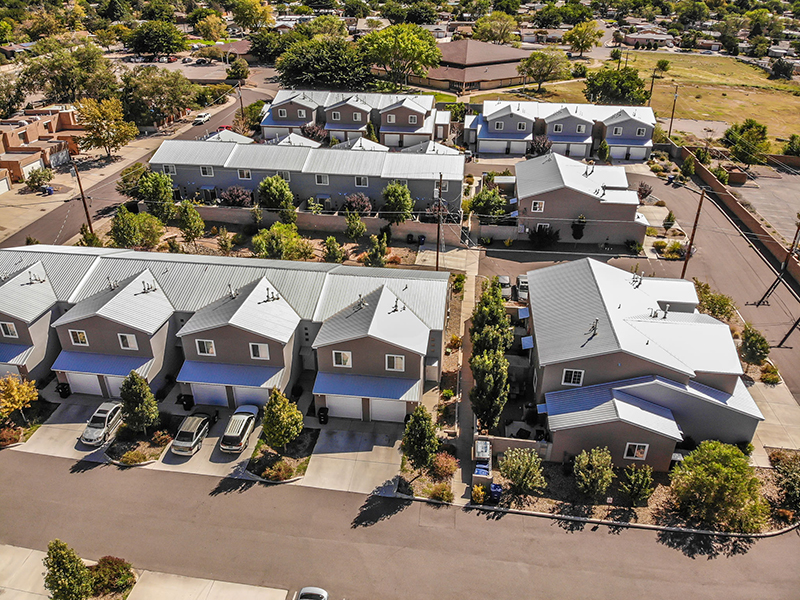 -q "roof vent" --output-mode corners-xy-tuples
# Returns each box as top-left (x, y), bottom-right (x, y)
(228, 283), (238, 299)
(28, 271), (45, 284)
(662, 303), (670, 319)
(107, 276), (119, 290)
(0, 272), (8, 281)
(141, 280), (158, 293)
(260, 286), (280, 303)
